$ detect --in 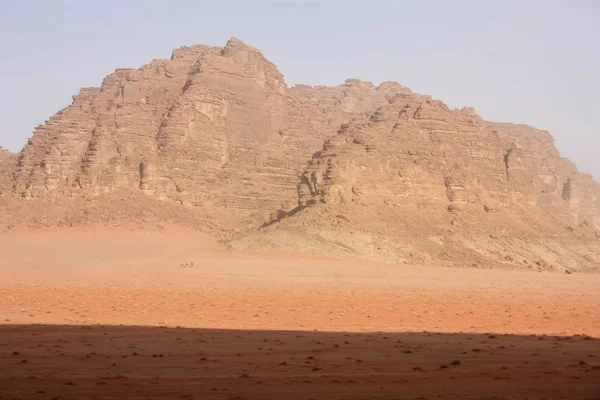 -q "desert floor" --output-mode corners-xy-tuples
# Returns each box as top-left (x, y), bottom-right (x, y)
(0, 226), (599, 400)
